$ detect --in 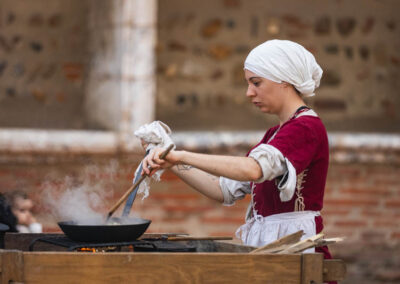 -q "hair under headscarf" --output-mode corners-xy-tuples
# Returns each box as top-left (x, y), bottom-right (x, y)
(244, 39), (323, 97)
